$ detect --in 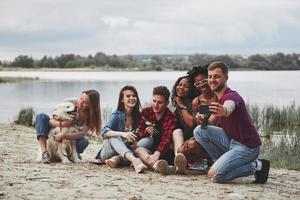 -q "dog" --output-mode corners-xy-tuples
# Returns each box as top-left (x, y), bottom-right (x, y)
(47, 101), (81, 164)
